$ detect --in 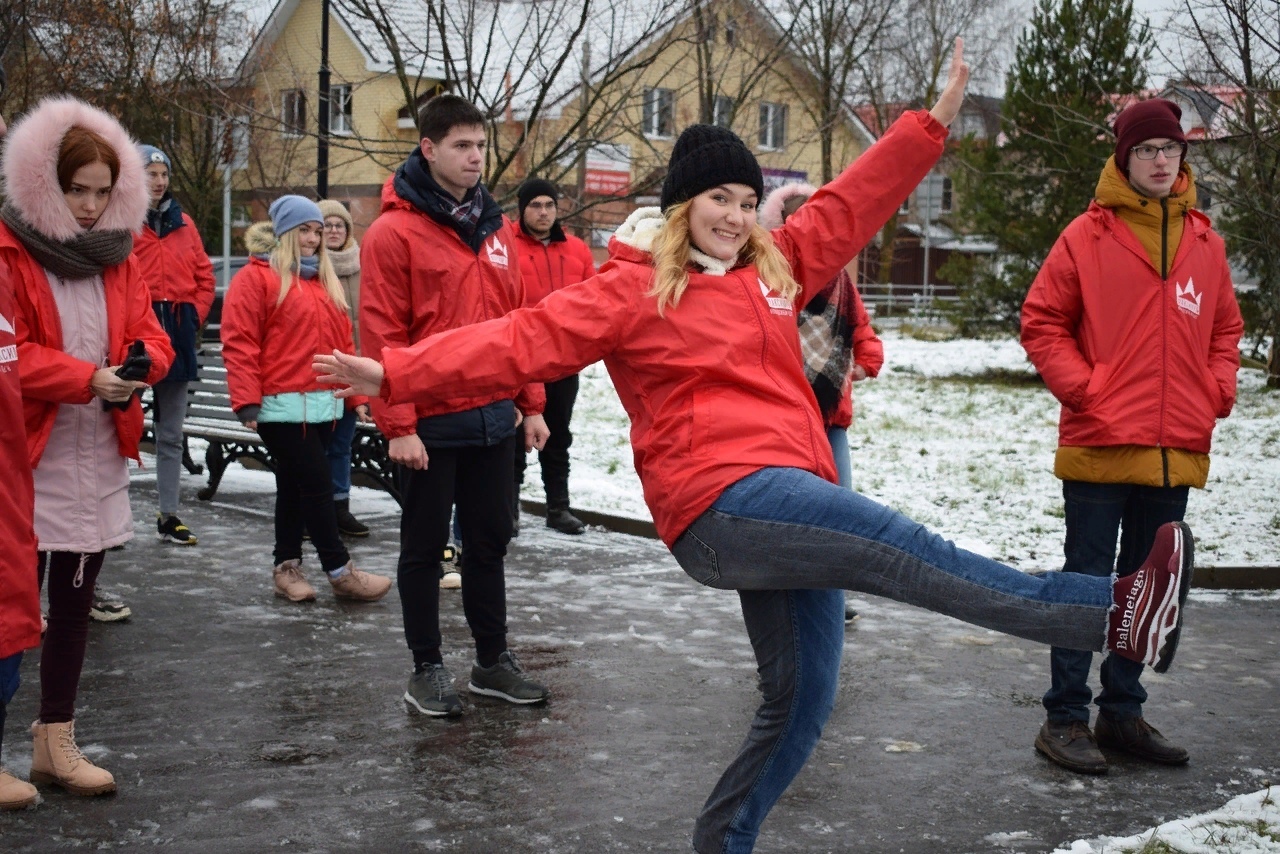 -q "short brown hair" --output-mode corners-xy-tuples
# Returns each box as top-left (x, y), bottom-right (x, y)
(417, 94), (485, 143)
(57, 126), (120, 191)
